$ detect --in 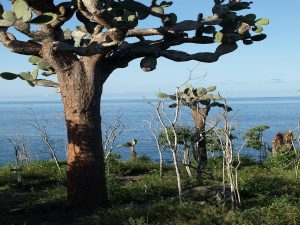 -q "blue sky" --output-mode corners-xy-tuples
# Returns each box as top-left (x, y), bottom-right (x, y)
(0, 0), (299, 100)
